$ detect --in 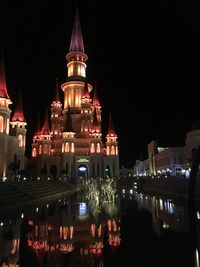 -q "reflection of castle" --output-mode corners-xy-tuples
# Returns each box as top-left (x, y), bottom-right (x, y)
(0, 198), (120, 266)
(31, 9), (119, 180)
